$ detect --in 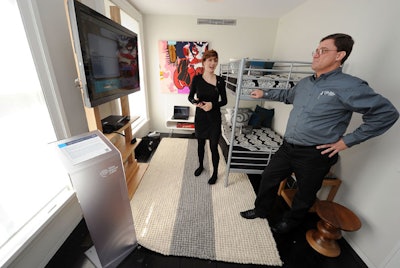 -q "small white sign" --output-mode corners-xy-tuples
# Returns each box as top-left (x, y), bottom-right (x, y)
(57, 133), (111, 165)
